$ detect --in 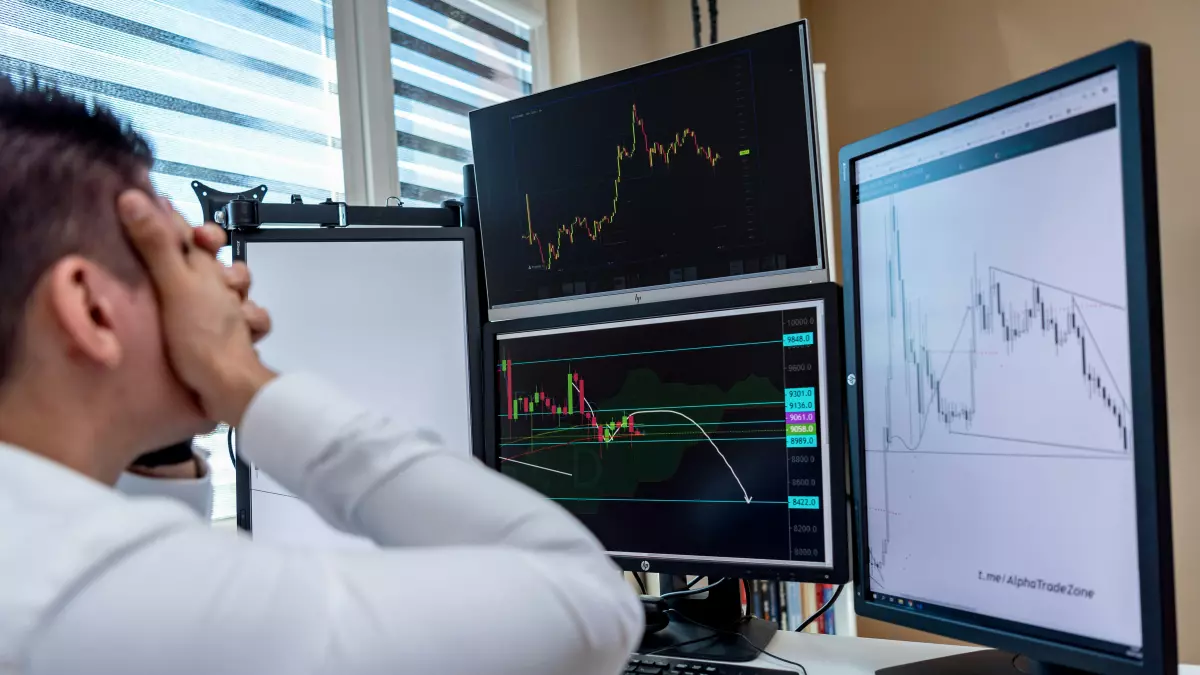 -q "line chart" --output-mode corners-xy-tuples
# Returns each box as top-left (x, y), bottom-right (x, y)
(521, 103), (722, 269)
(866, 197), (1135, 585)
(877, 198), (1131, 458)
(855, 98), (1144, 645)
